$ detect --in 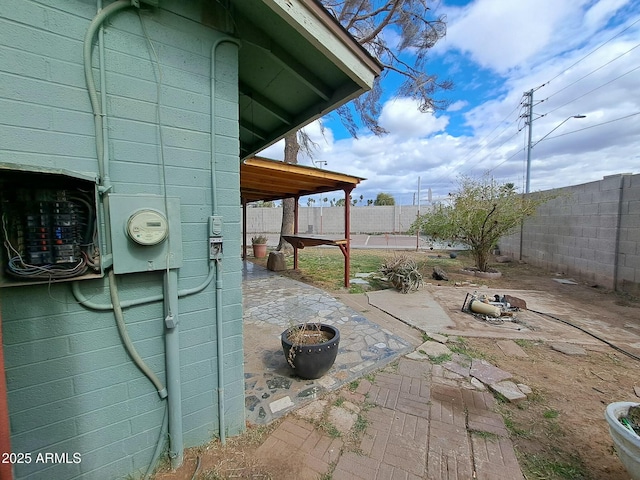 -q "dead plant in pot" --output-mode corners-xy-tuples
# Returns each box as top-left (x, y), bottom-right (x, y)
(281, 322), (340, 380)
